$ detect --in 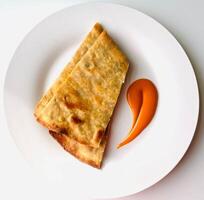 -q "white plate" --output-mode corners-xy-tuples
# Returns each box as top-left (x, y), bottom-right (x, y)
(3, 2), (199, 199)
